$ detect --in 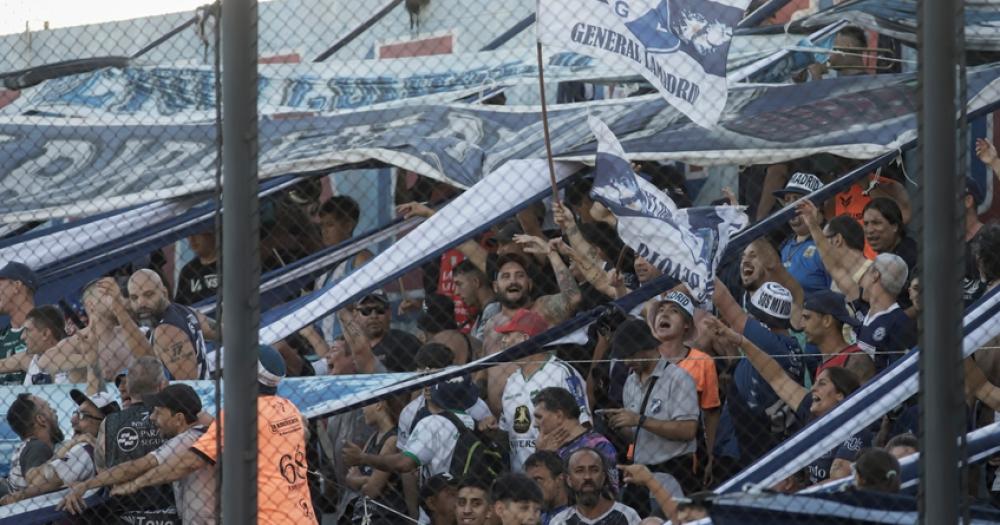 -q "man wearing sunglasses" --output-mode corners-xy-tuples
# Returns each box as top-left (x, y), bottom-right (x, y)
(0, 390), (119, 505)
(343, 290), (421, 373)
